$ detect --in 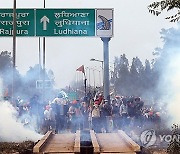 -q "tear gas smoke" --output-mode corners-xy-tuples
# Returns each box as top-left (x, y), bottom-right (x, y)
(0, 101), (42, 142)
(0, 78), (2, 99)
(158, 50), (180, 125)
